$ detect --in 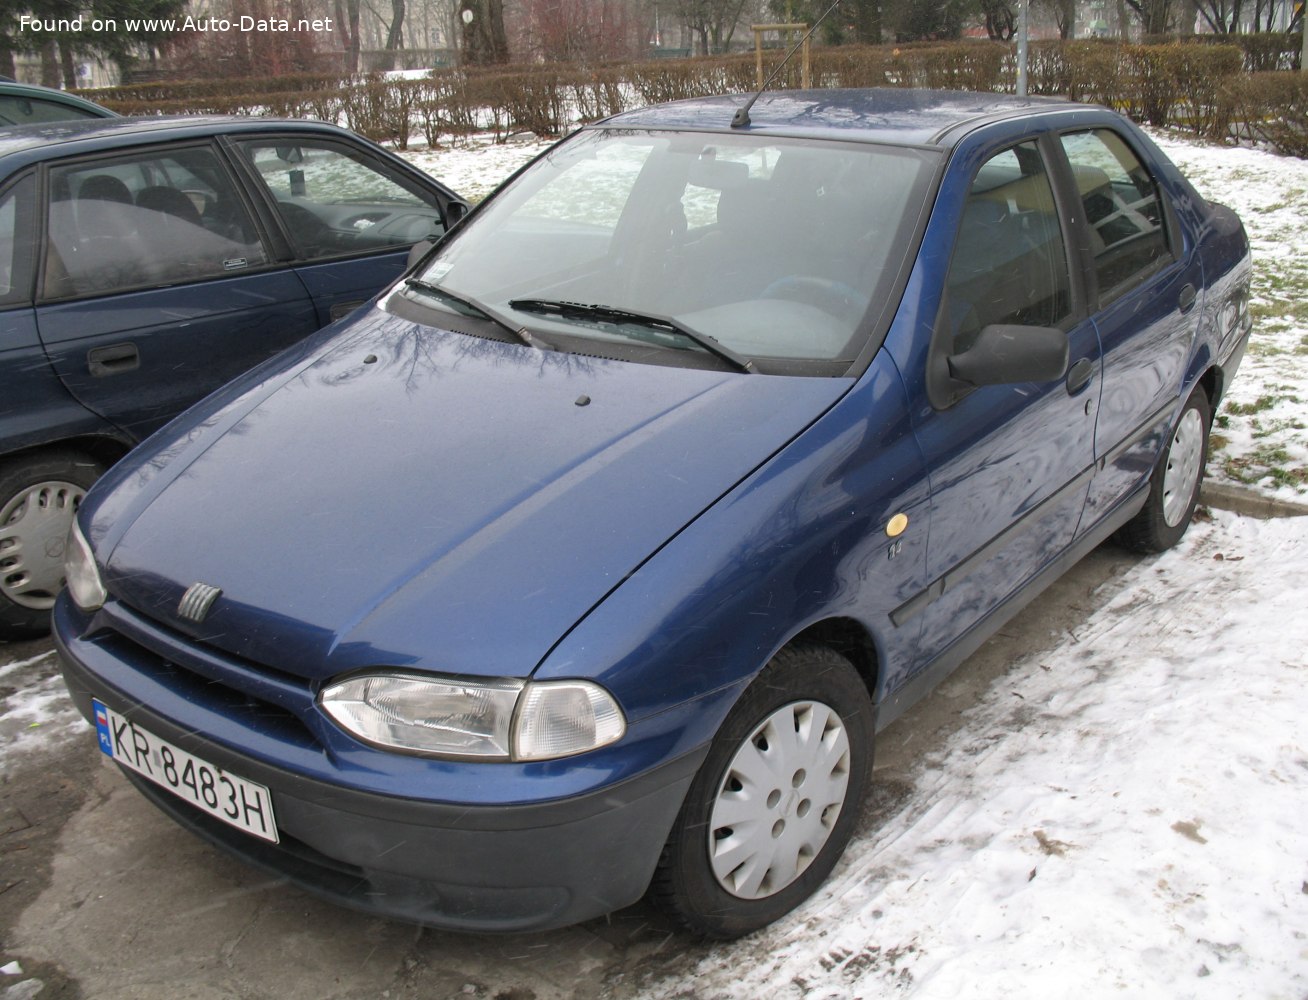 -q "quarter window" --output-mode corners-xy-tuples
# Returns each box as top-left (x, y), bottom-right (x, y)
(943, 142), (1073, 353)
(1059, 129), (1172, 300)
(43, 147), (268, 299)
